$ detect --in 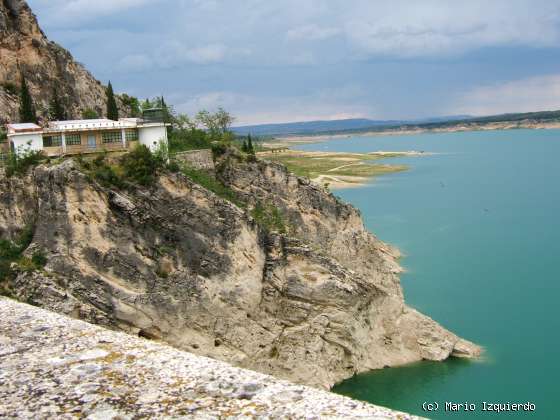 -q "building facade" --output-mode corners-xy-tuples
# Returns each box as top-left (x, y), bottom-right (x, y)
(6, 117), (168, 157)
